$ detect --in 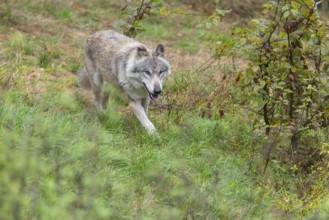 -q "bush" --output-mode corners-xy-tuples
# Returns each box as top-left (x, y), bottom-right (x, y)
(199, 0), (329, 215)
